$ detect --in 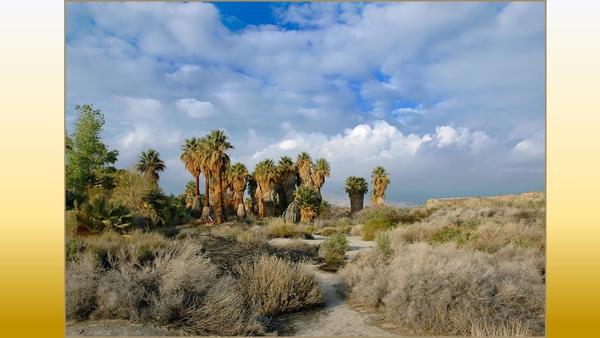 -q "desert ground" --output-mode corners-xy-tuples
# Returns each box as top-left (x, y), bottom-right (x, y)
(66, 192), (545, 337)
